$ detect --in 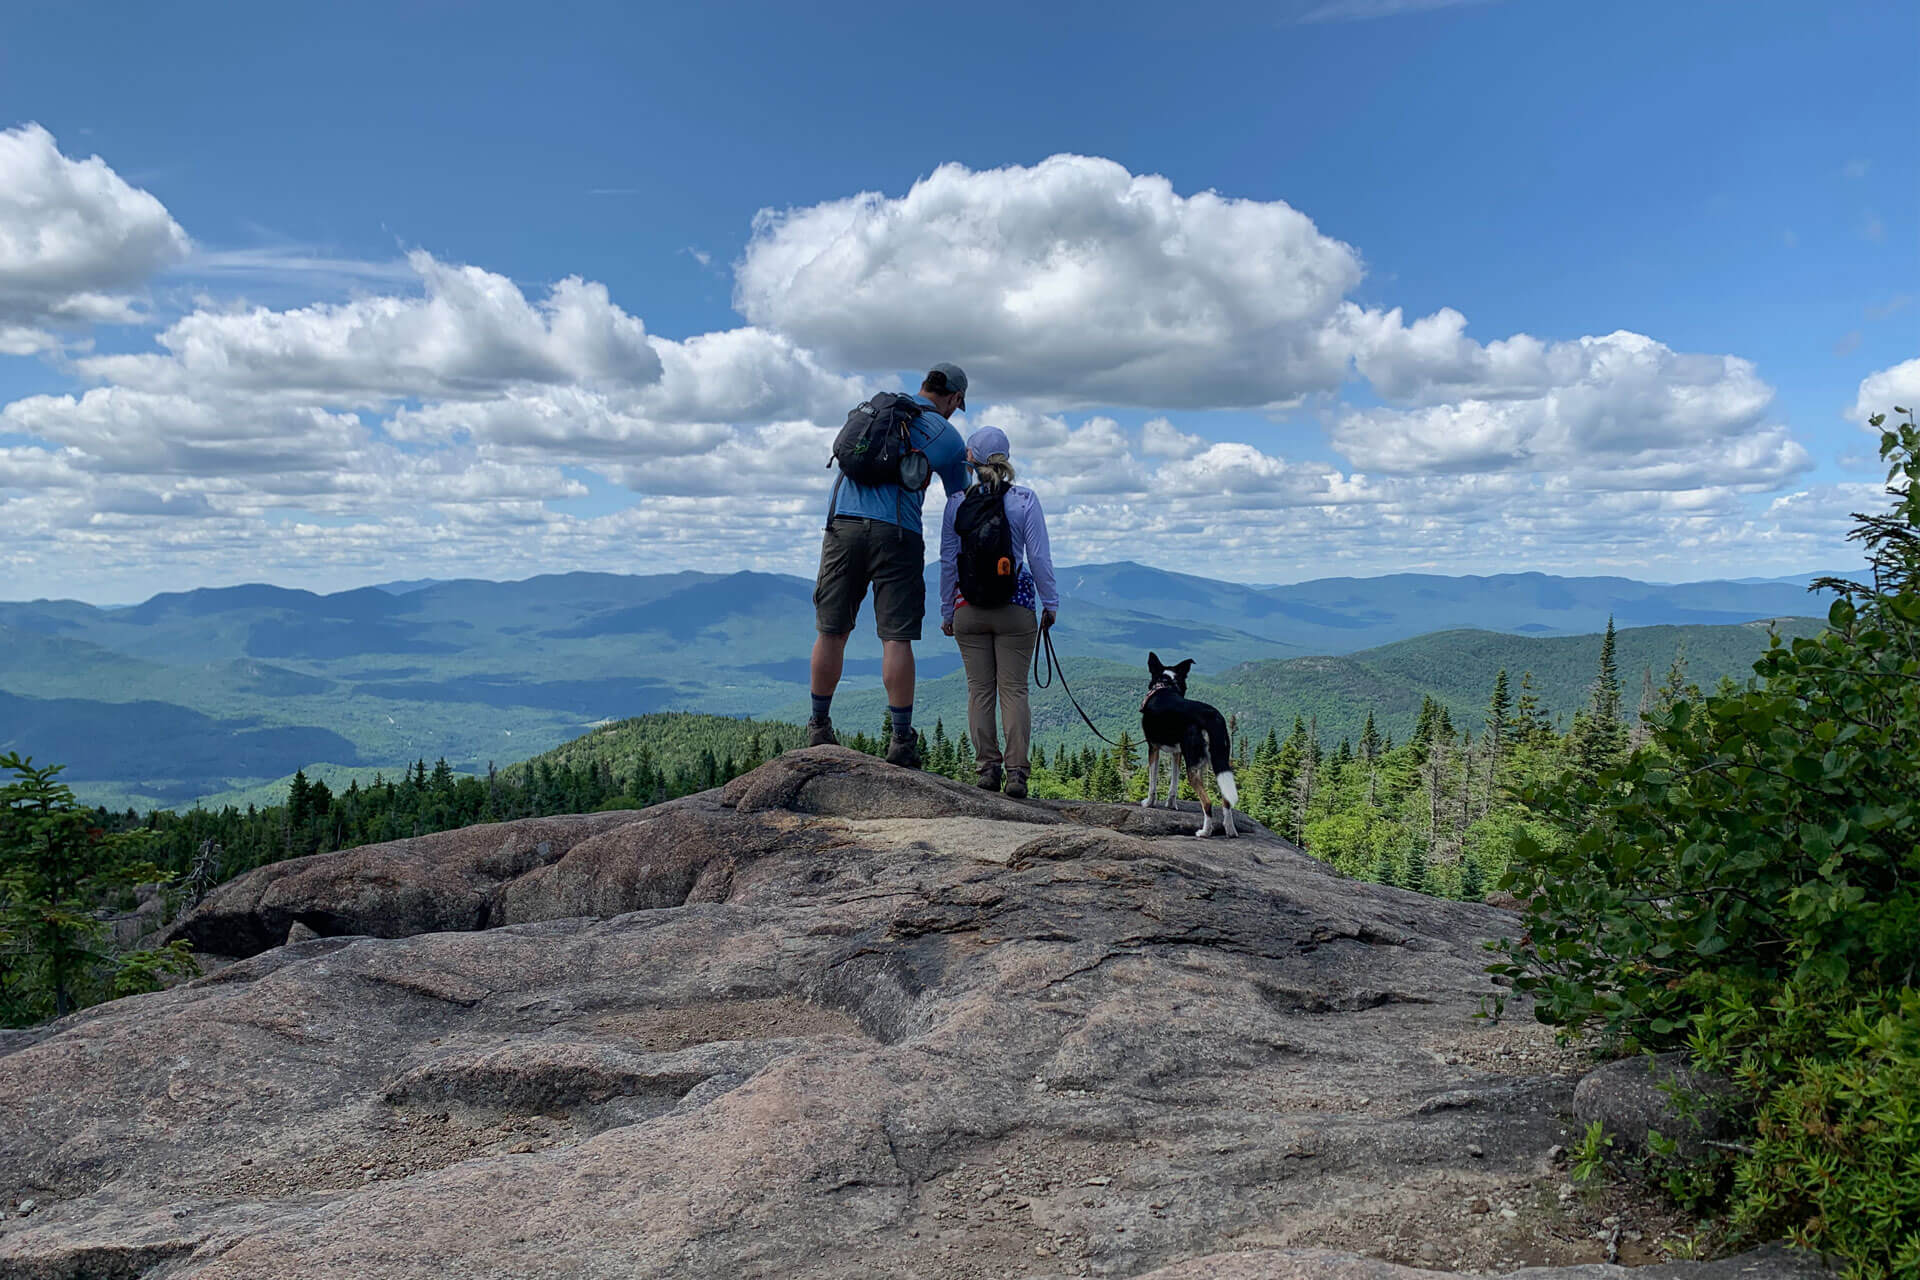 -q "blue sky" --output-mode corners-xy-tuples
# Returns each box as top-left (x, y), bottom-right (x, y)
(1, 0), (1914, 600)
